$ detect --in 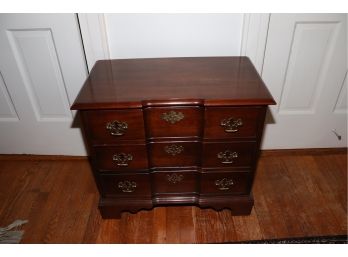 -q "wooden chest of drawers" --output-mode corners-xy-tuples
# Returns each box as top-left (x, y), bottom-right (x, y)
(71, 57), (275, 219)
